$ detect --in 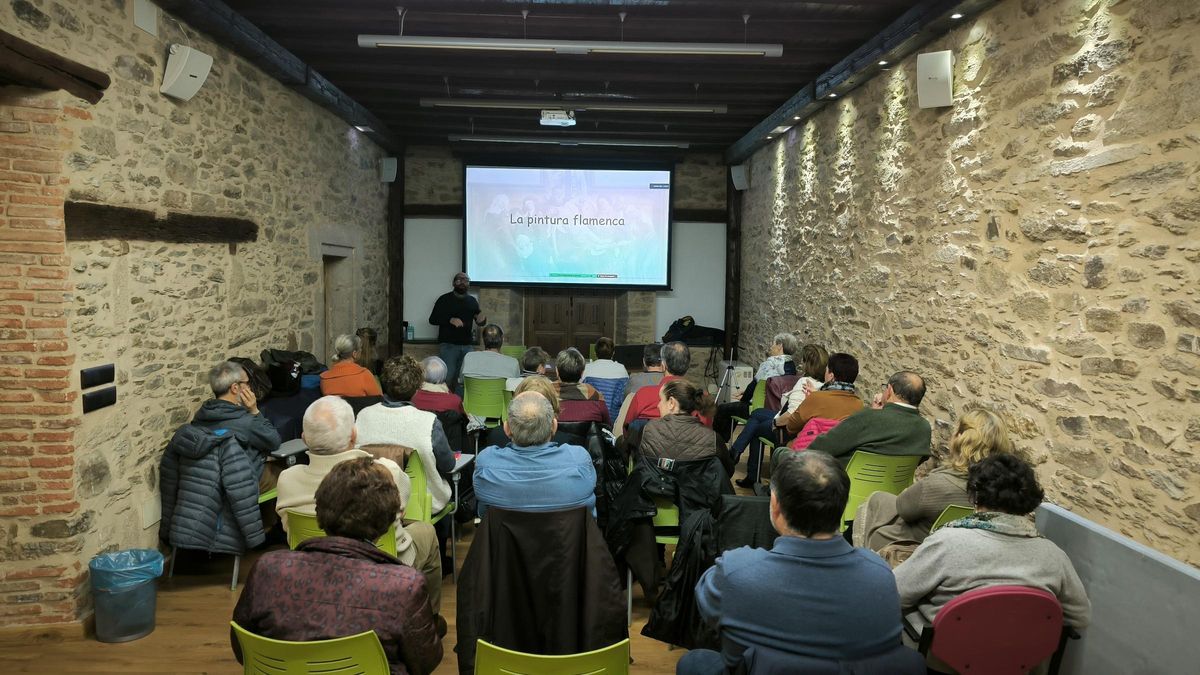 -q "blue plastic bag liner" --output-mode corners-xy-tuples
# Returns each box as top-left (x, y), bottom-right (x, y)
(89, 549), (164, 592)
